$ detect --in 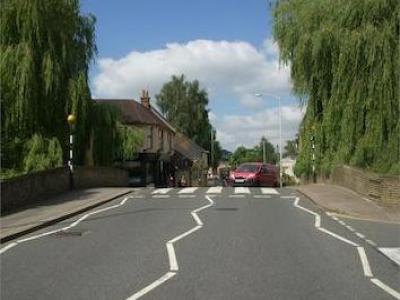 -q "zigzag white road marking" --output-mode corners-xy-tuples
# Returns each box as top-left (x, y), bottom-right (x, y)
(292, 197), (400, 299)
(126, 195), (214, 299)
